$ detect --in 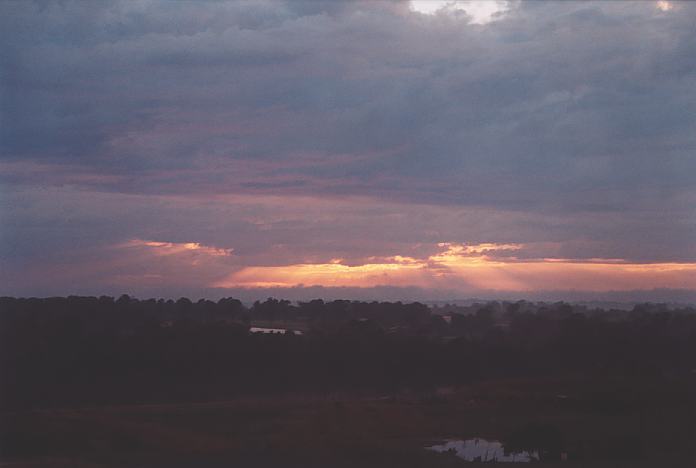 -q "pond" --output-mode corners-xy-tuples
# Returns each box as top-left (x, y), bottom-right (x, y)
(250, 327), (303, 335)
(427, 438), (539, 462)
